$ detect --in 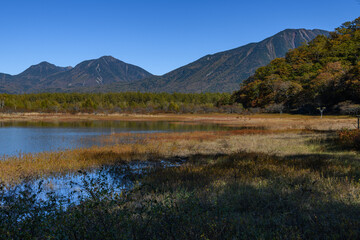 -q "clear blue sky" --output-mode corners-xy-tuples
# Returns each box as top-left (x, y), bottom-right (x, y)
(0, 0), (359, 75)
